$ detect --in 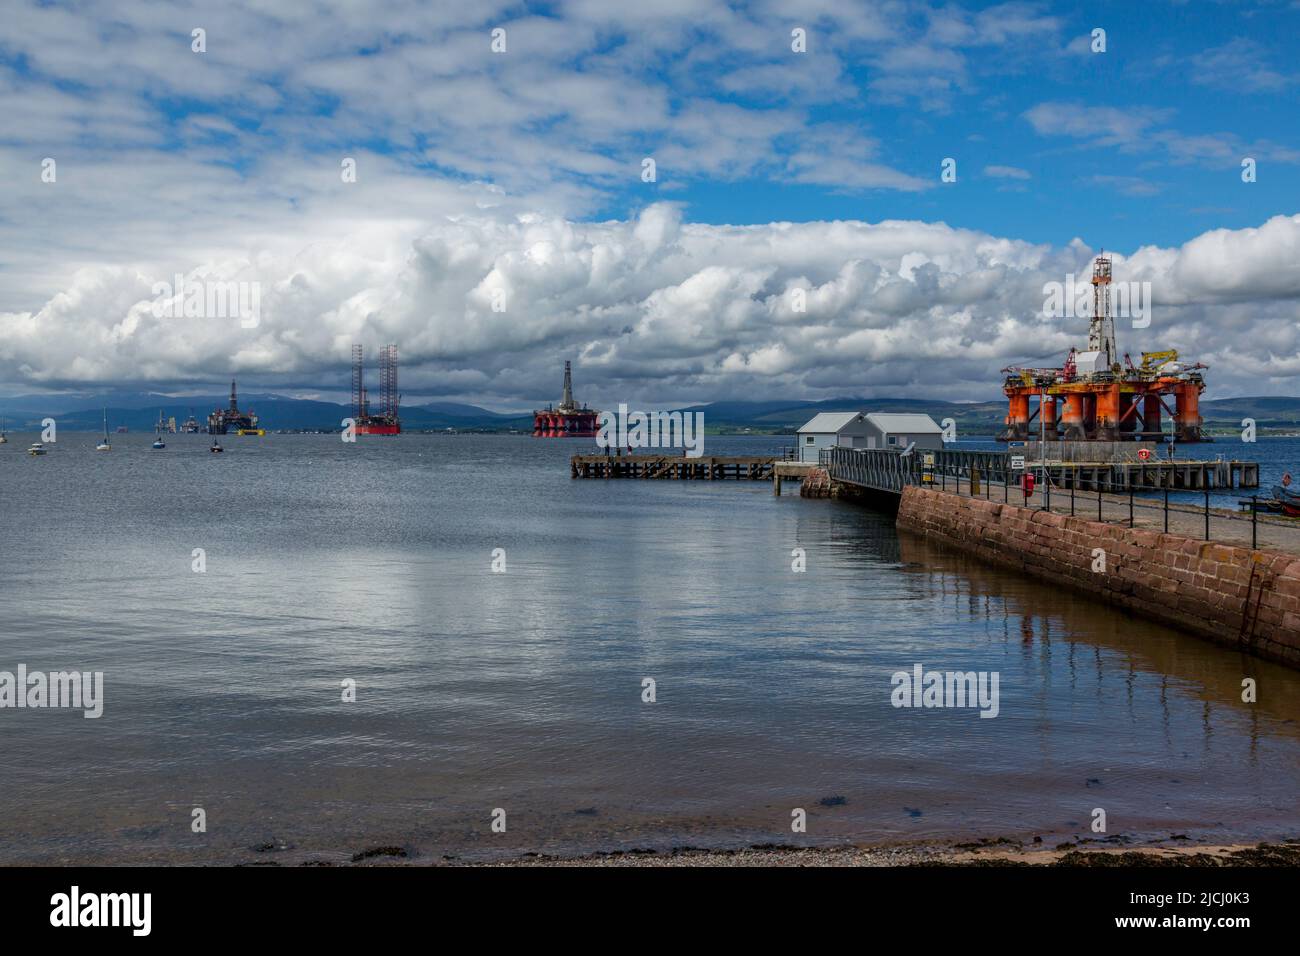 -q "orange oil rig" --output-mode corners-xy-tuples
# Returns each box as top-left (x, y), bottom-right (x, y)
(533, 361), (599, 437)
(999, 254), (1207, 444)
